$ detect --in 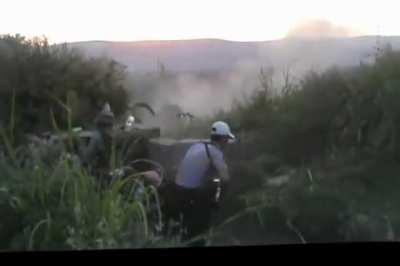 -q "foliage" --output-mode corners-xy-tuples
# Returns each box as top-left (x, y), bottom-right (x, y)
(206, 46), (400, 244)
(0, 34), (130, 142)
